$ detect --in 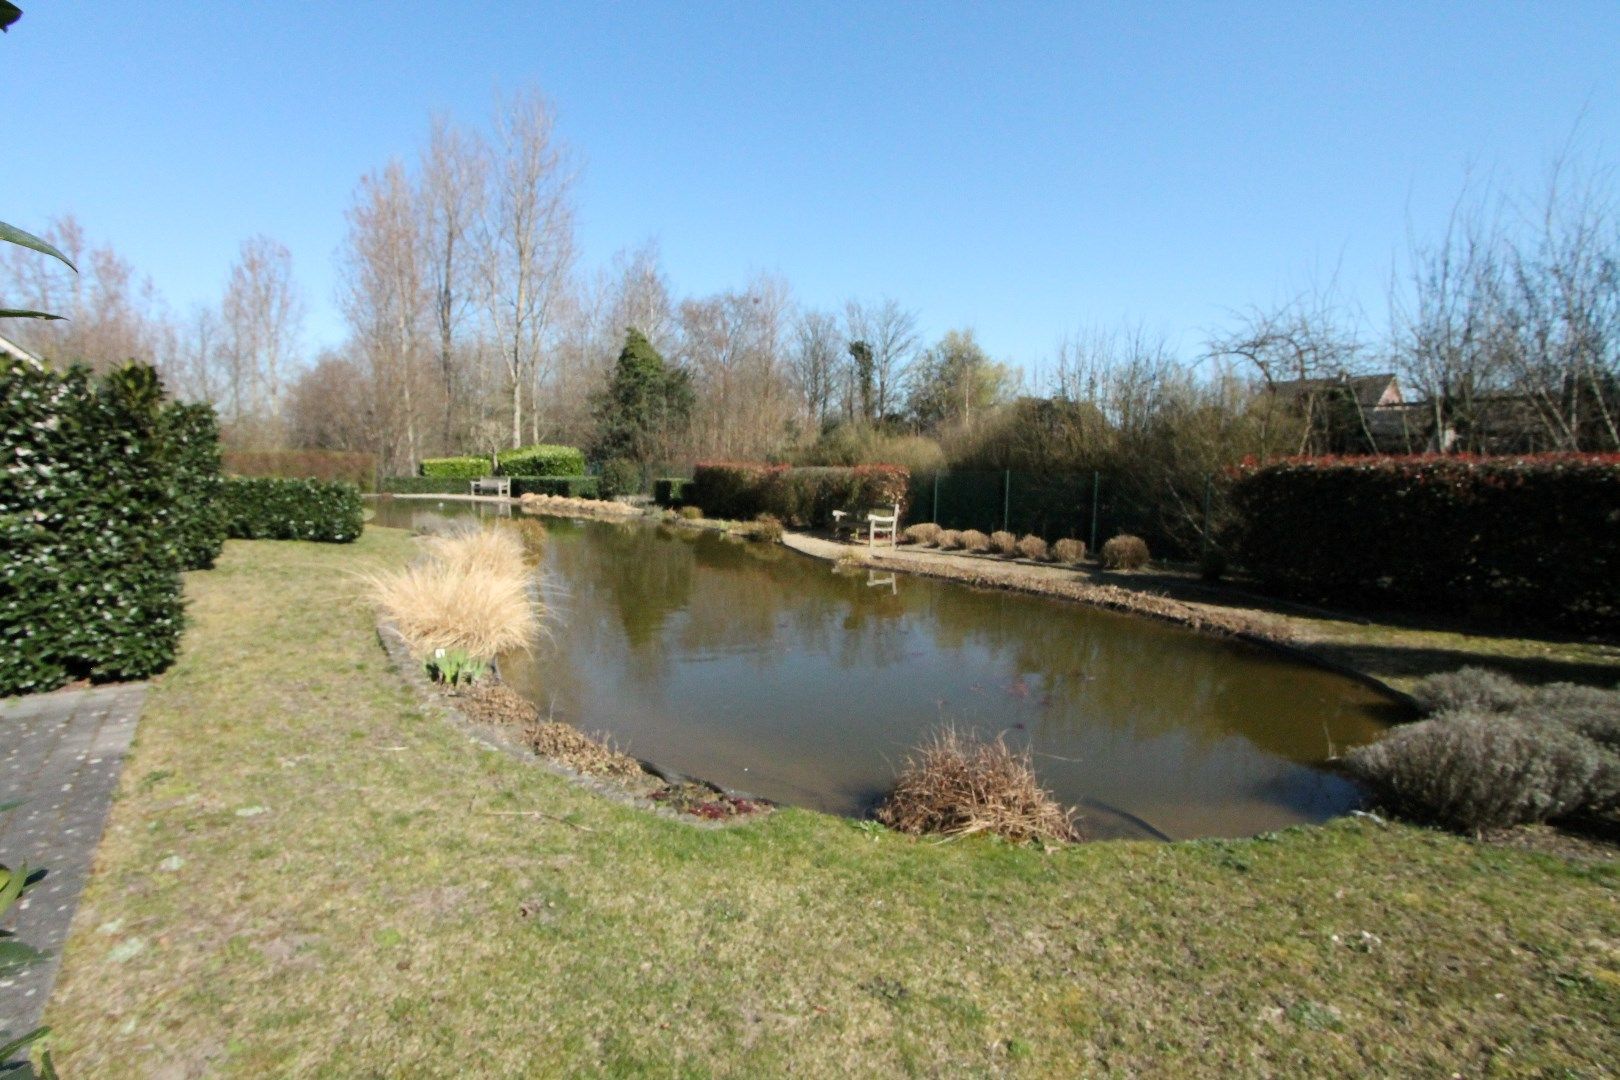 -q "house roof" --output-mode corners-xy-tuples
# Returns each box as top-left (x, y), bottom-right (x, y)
(1269, 372), (1401, 409)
